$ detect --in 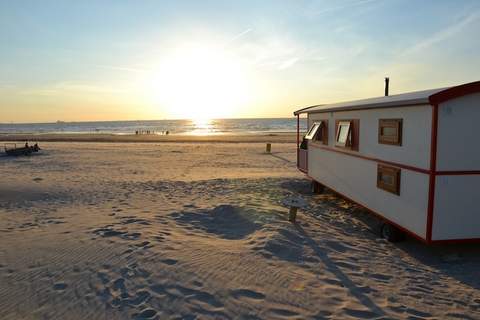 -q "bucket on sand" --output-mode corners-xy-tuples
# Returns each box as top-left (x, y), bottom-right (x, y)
(266, 143), (271, 153)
